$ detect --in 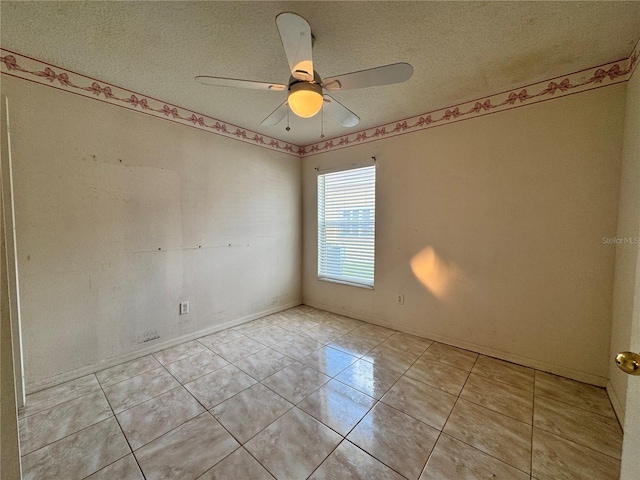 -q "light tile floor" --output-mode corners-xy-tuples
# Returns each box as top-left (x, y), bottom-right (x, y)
(18, 306), (623, 480)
